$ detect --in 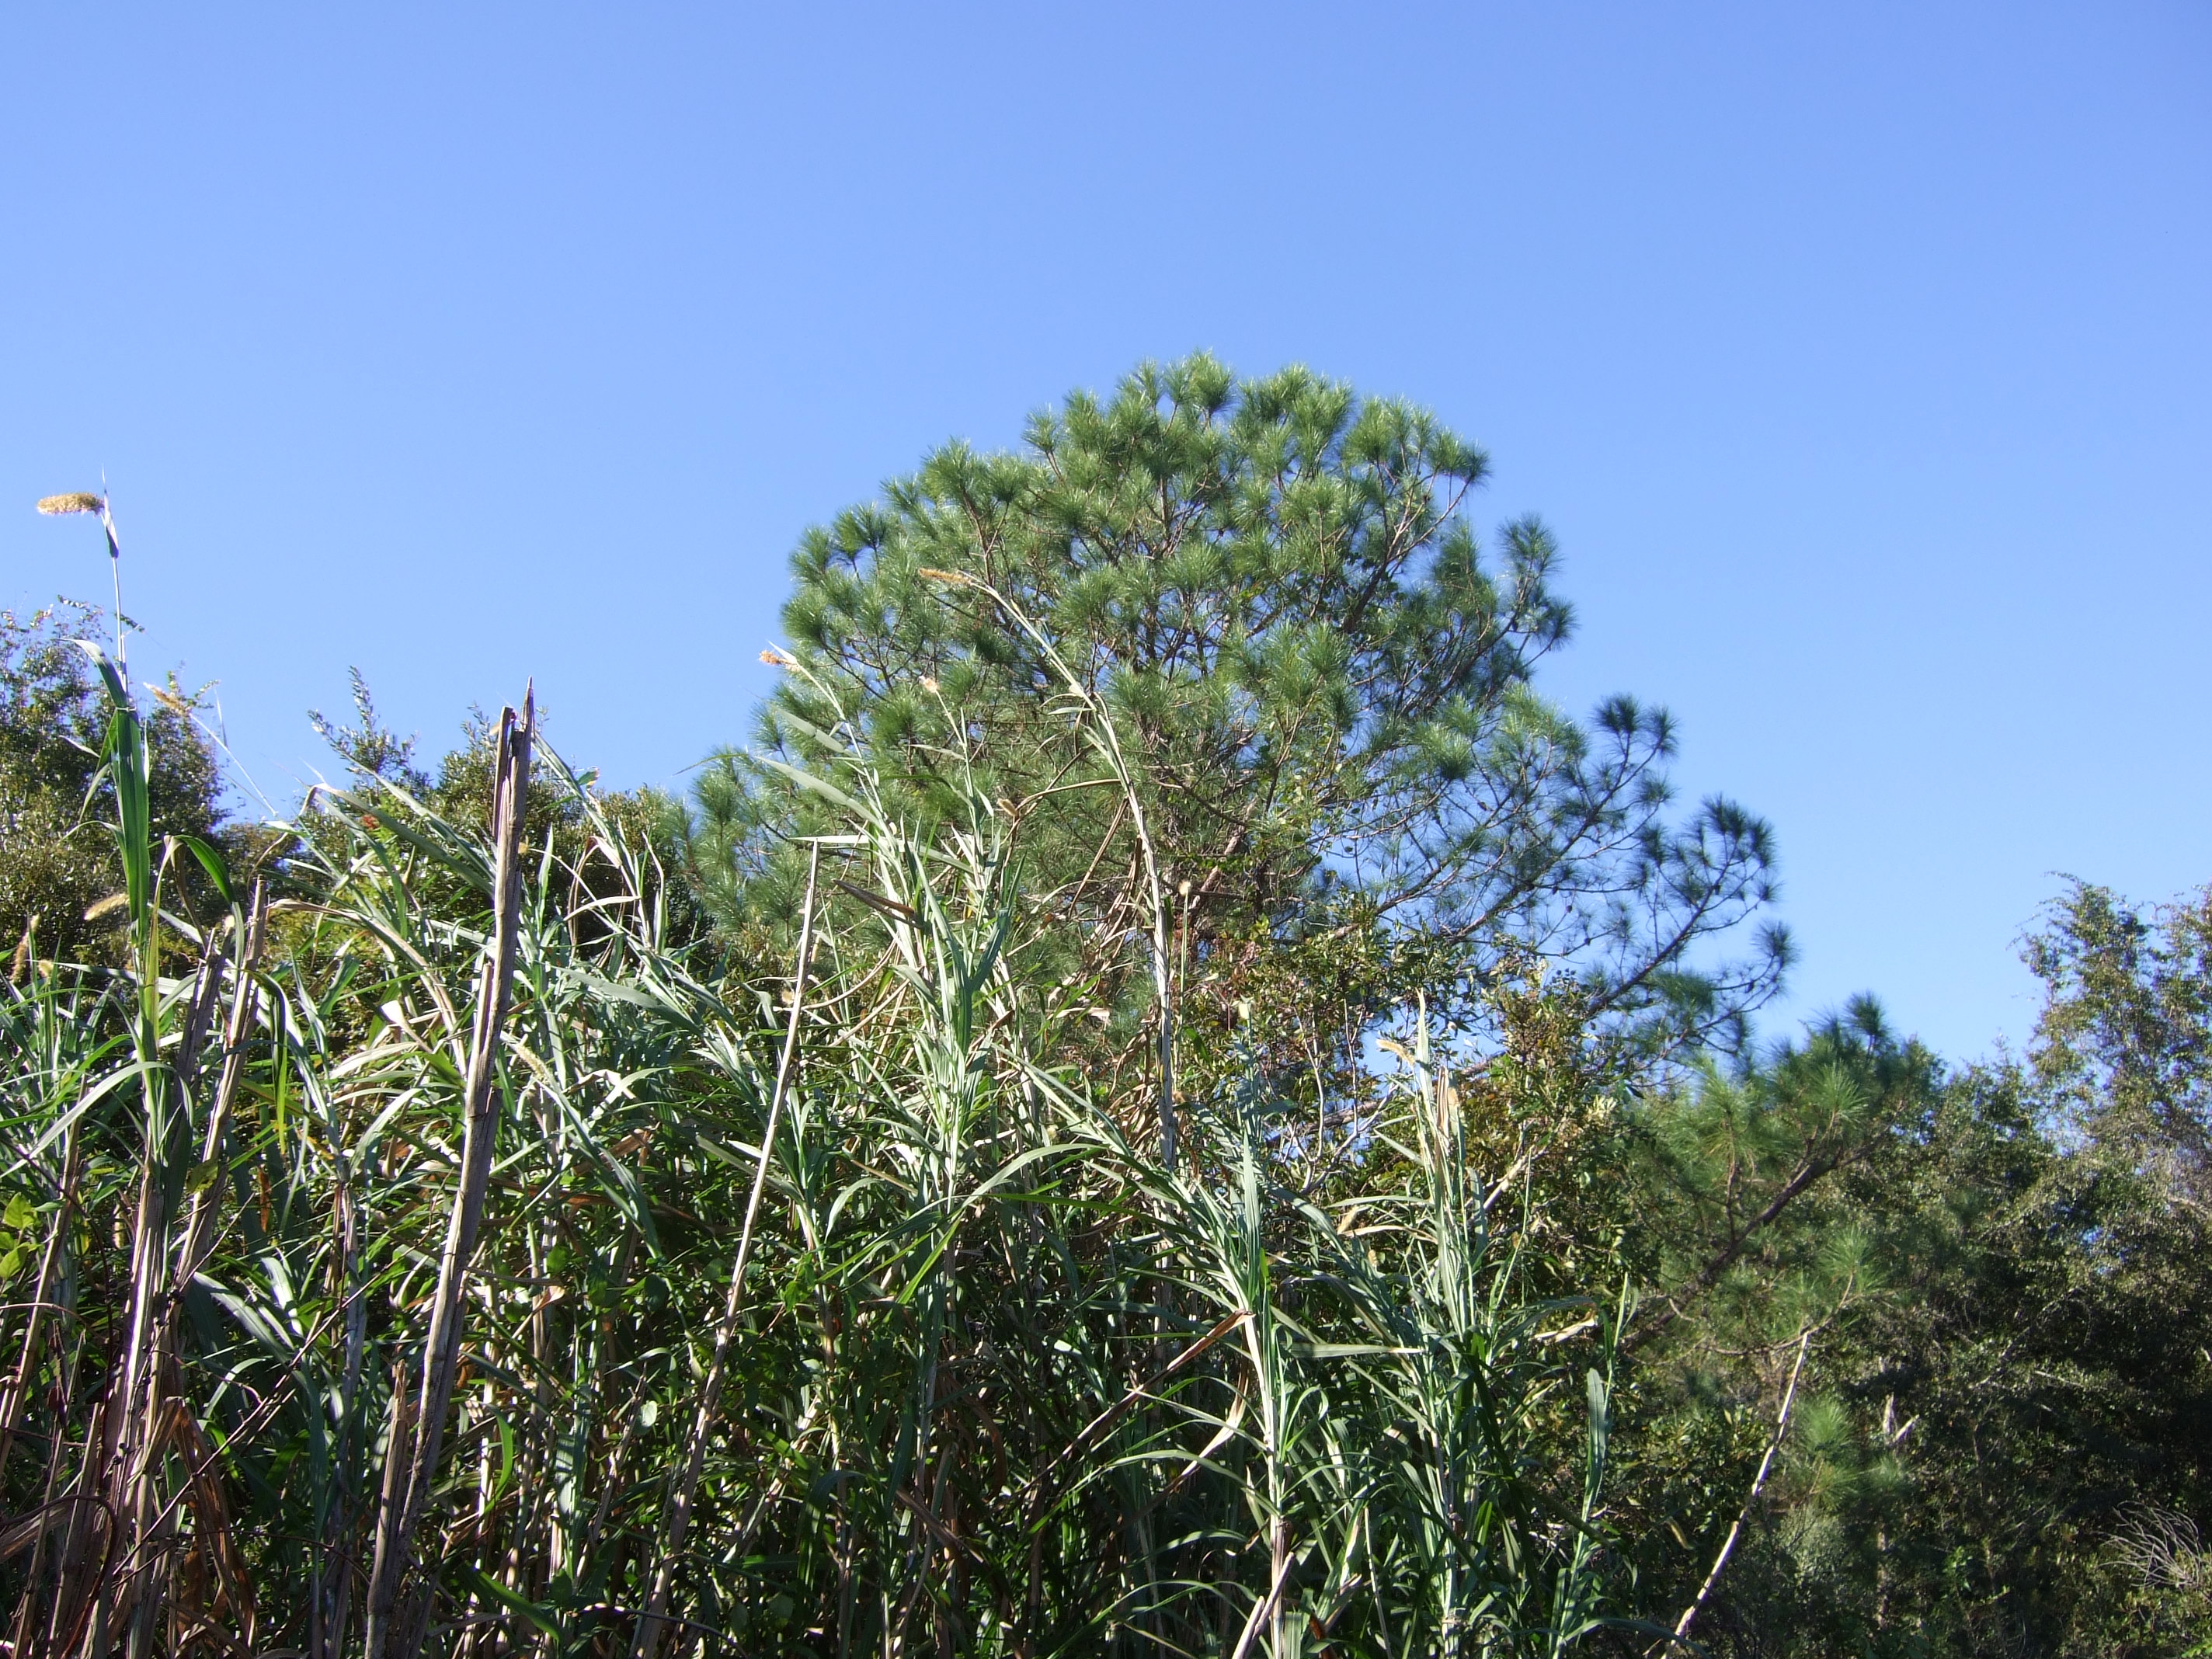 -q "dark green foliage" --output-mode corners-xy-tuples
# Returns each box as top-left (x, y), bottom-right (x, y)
(1610, 914), (2212, 1657)
(0, 600), (228, 965)
(1791, 1068), (2212, 1655)
(2026, 878), (2212, 1187)
(1600, 1007), (1936, 1643)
